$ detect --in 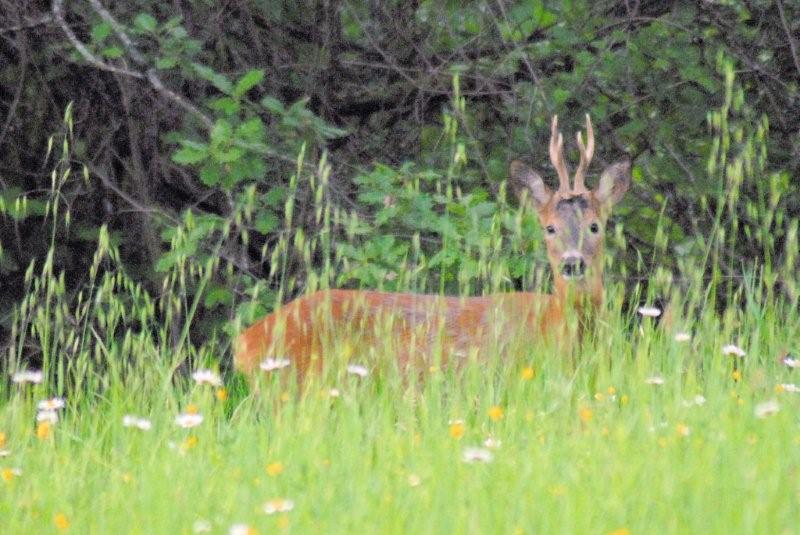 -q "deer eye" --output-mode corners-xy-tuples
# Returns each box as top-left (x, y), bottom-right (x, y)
(589, 222), (600, 234)
(545, 225), (556, 235)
